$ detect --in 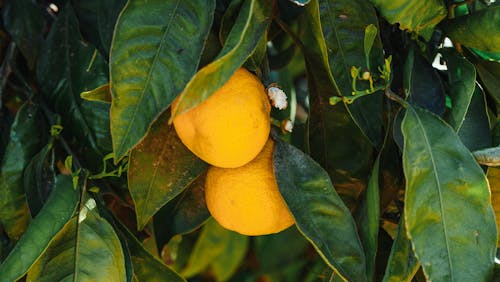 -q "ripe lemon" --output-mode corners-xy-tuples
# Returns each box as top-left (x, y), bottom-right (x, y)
(205, 139), (295, 236)
(172, 68), (271, 168)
